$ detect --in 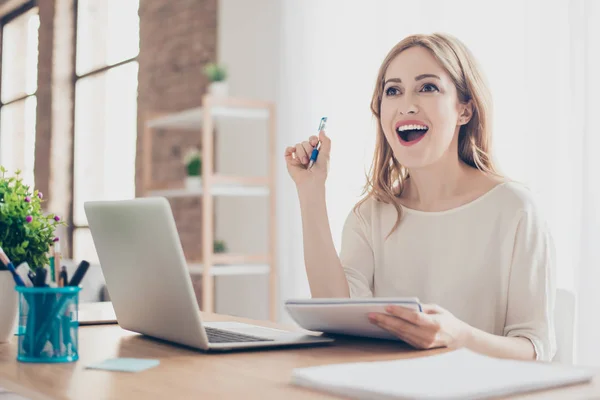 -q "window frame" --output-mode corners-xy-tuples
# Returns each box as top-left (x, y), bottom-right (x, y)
(0, 0), (39, 189)
(0, 0), (38, 114)
(69, 0), (138, 259)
